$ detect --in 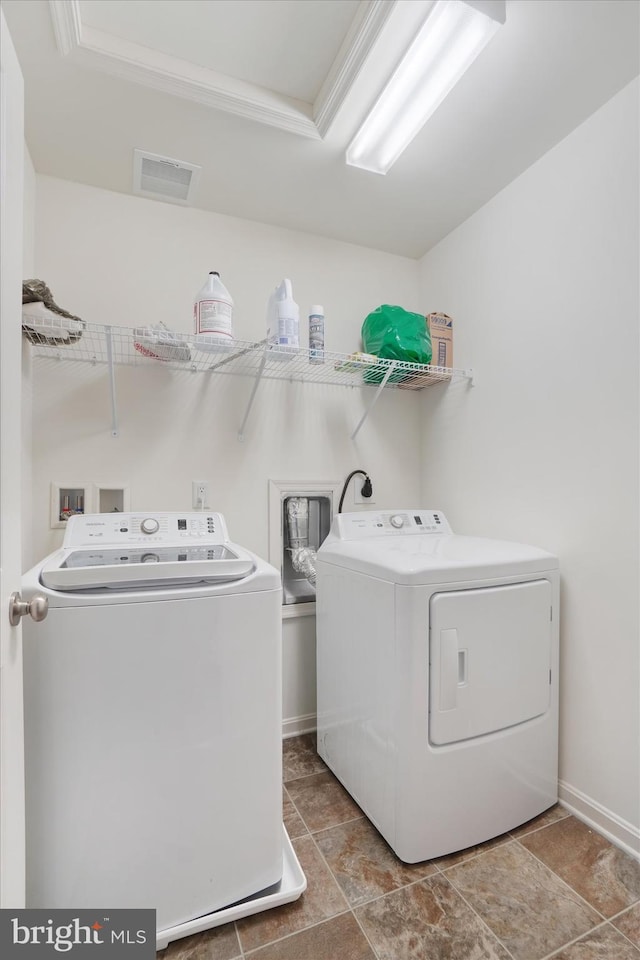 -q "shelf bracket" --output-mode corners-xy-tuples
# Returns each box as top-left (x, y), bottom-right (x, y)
(104, 325), (119, 437)
(350, 362), (398, 441)
(237, 347), (268, 441)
